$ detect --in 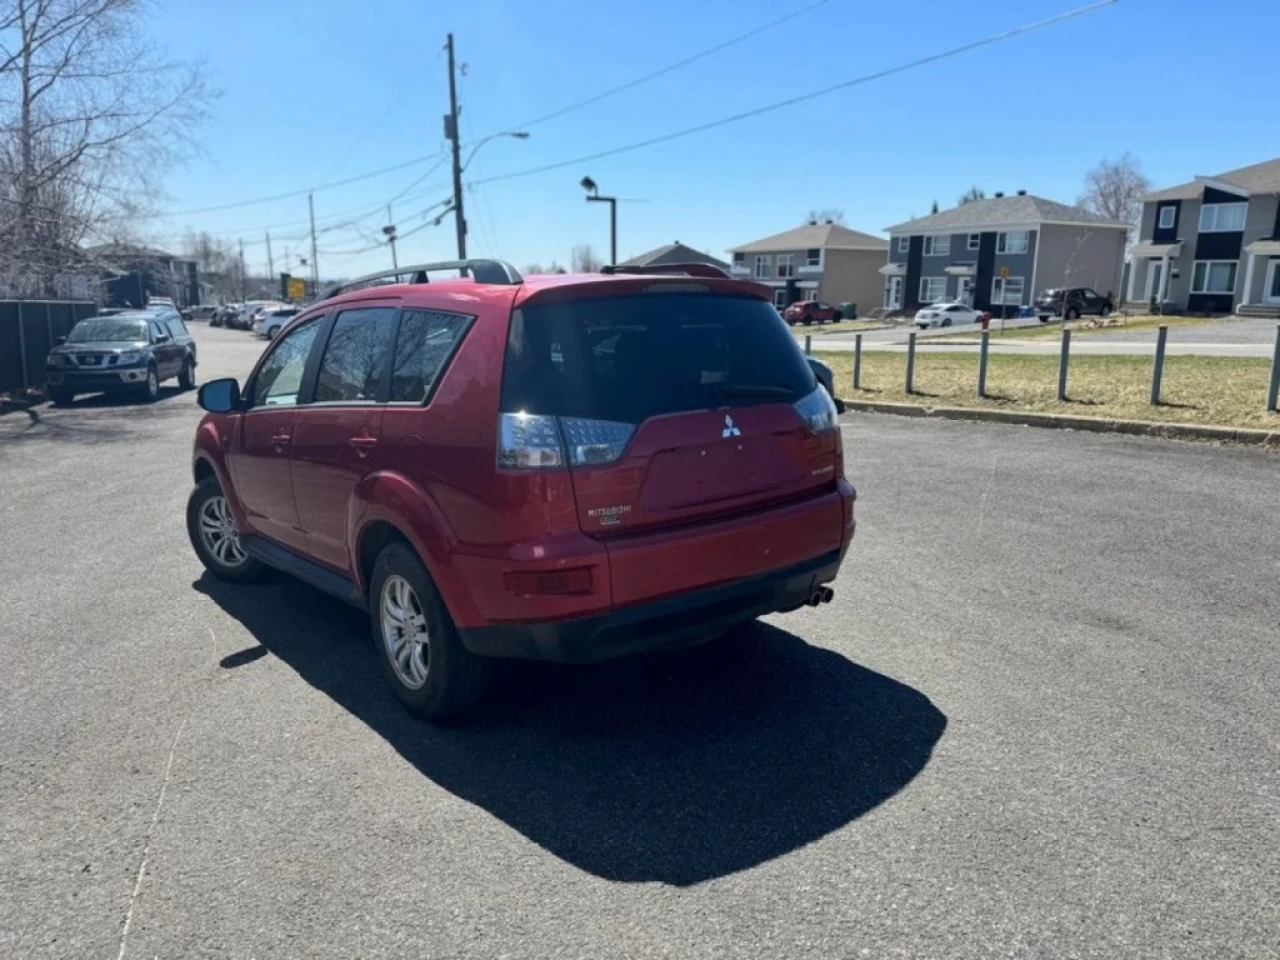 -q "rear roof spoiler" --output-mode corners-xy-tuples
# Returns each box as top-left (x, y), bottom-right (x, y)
(319, 259), (523, 301)
(600, 262), (731, 280)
